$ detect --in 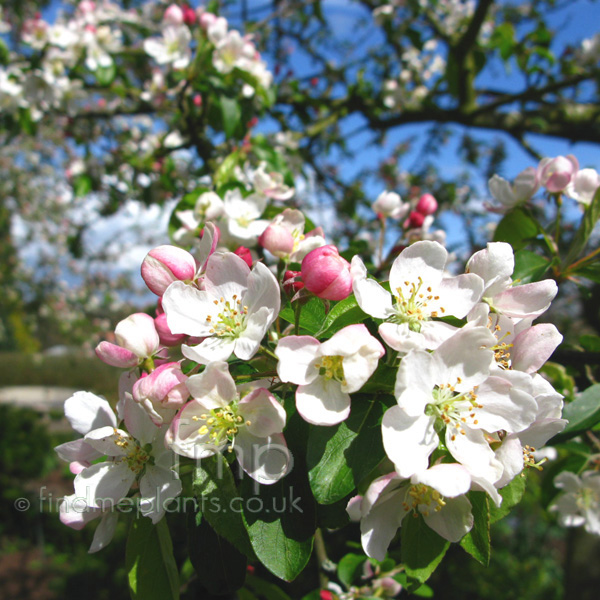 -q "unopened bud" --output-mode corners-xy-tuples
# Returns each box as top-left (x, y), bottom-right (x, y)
(301, 245), (352, 301)
(141, 245), (197, 296)
(416, 193), (438, 215)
